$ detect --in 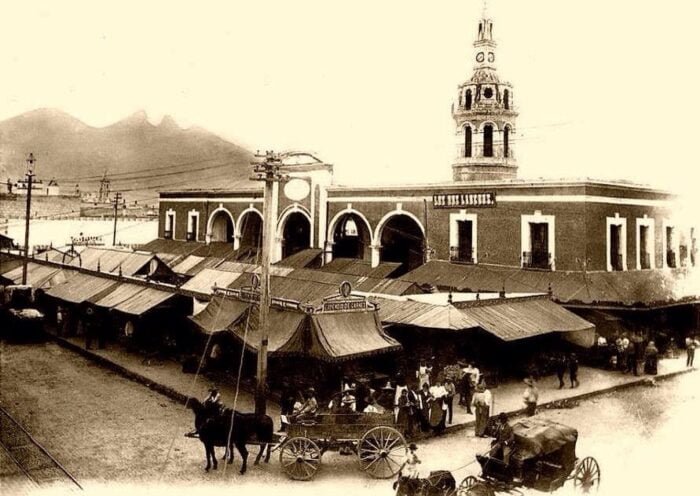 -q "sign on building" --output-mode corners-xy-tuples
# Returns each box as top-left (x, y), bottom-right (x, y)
(433, 192), (496, 209)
